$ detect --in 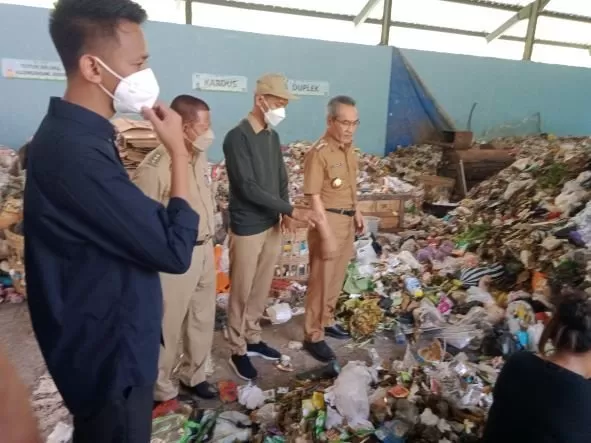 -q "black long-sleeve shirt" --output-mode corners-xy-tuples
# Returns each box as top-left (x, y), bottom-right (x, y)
(24, 98), (199, 416)
(223, 118), (292, 236)
(483, 351), (591, 443)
